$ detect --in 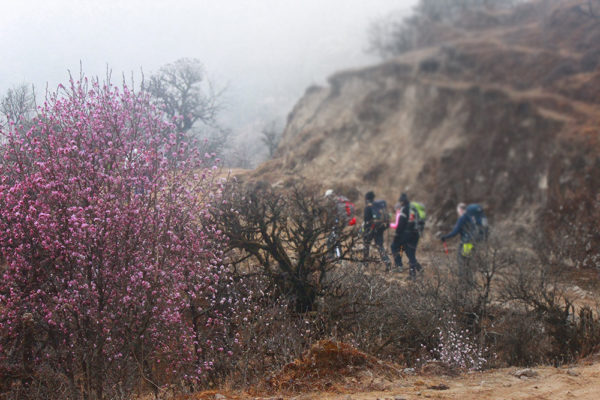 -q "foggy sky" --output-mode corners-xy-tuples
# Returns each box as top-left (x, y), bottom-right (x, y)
(1, 0), (416, 153)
